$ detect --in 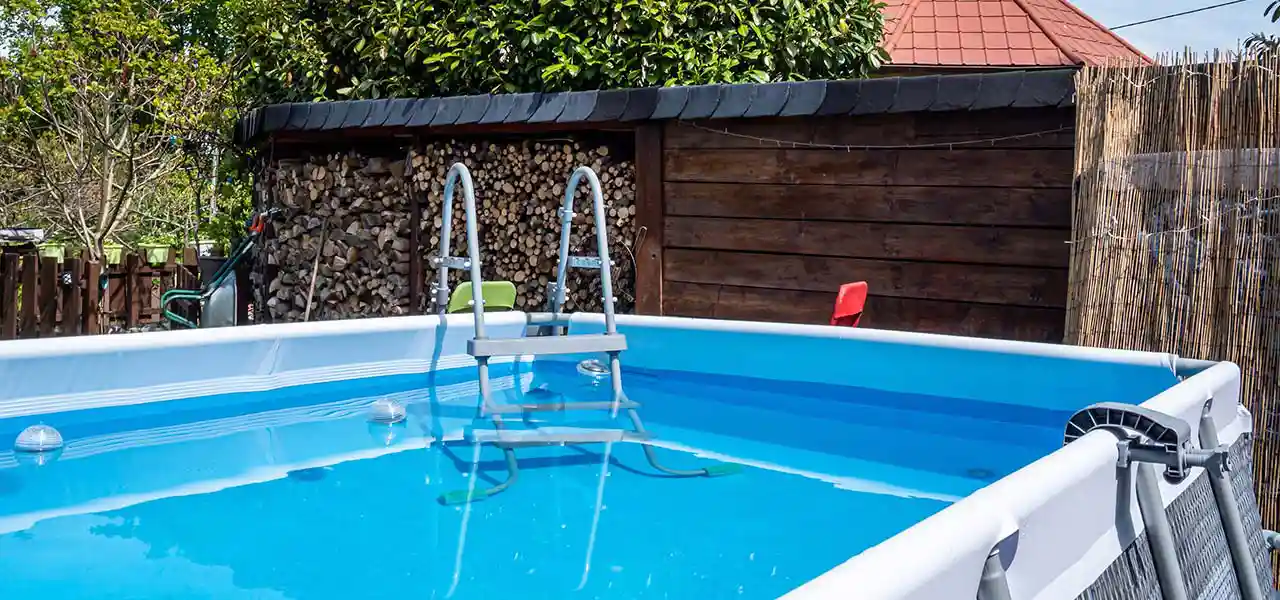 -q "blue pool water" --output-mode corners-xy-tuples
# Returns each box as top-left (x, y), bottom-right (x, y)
(0, 360), (1069, 599)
